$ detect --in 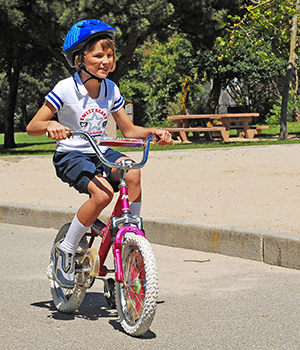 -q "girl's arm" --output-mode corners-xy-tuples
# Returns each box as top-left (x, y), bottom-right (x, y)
(112, 107), (172, 145)
(26, 101), (69, 140)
